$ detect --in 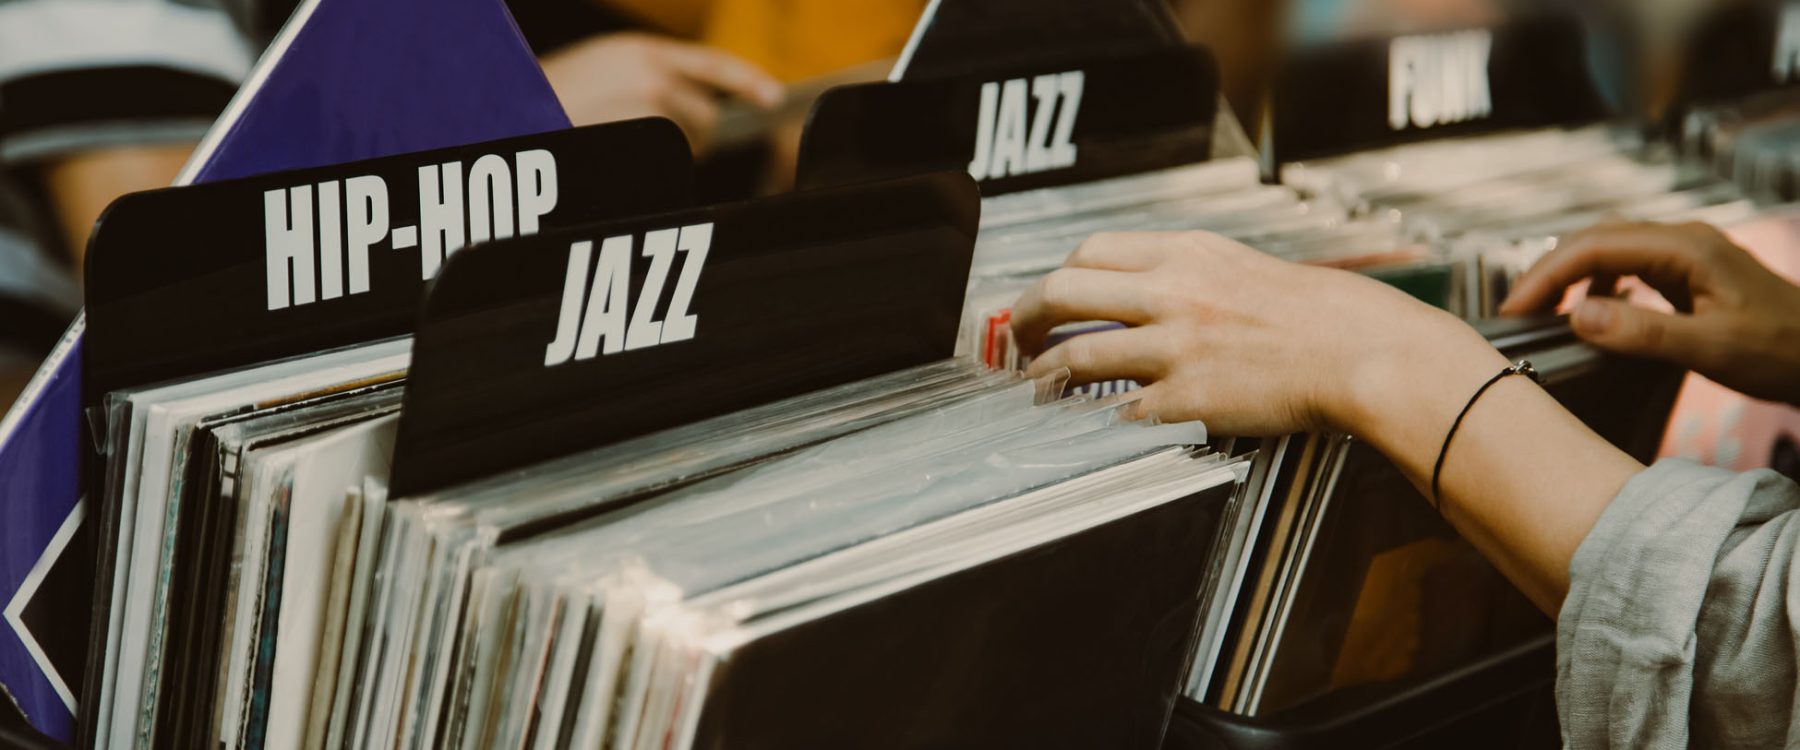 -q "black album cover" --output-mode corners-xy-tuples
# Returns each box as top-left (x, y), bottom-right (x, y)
(688, 481), (1237, 750)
